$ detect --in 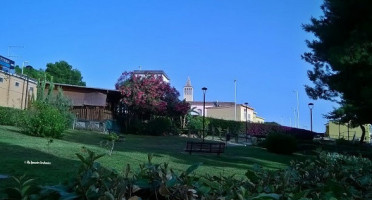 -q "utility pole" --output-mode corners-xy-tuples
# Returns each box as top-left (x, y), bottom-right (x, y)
(296, 91), (300, 128)
(293, 90), (300, 128)
(234, 80), (237, 121)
